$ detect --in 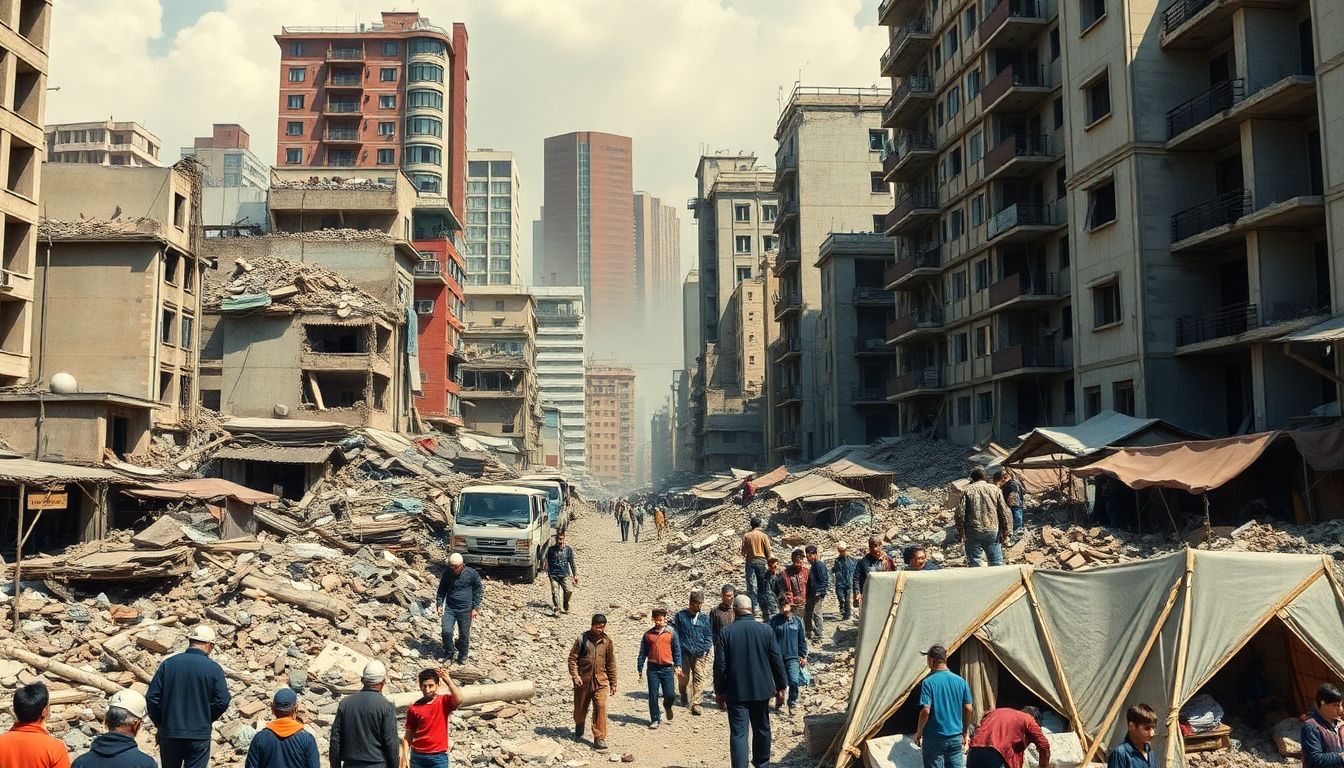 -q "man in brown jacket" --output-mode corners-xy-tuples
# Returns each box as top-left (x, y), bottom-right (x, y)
(568, 613), (618, 751)
(741, 517), (773, 620)
(956, 467), (1012, 567)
